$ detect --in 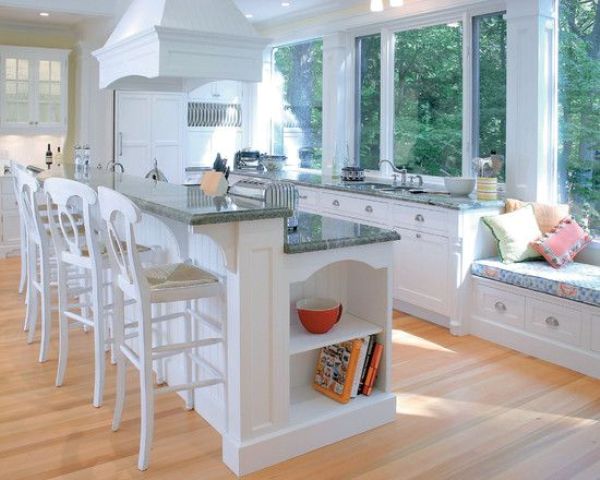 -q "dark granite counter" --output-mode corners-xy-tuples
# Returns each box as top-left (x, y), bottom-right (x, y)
(232, 169), (505, 211)
(37, 166), (399, 254)
(286, 212), (399, 254)
(38, 166), (292, 226)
